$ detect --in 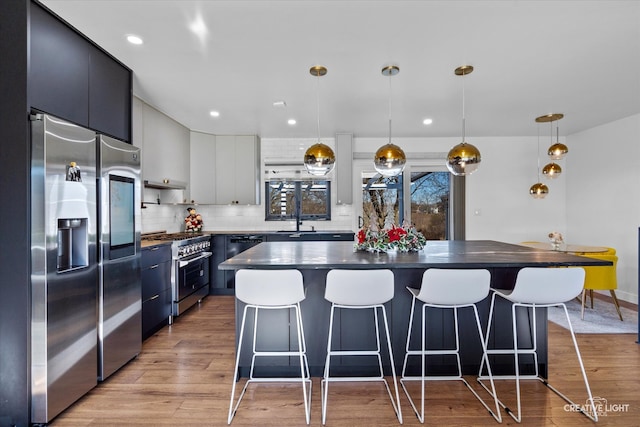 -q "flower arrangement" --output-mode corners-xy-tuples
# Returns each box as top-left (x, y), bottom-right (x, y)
(548, 231), (564, 250)
(355, 220), (427, 253)
(185, 207), (203, 232)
